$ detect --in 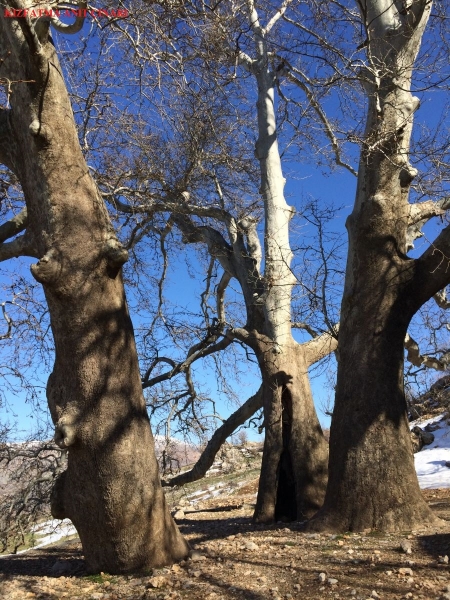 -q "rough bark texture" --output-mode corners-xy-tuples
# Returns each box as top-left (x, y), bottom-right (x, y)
(310, 0), (439, 532)
(254, 343), (328, 522)
(0, 6), (188, 572)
